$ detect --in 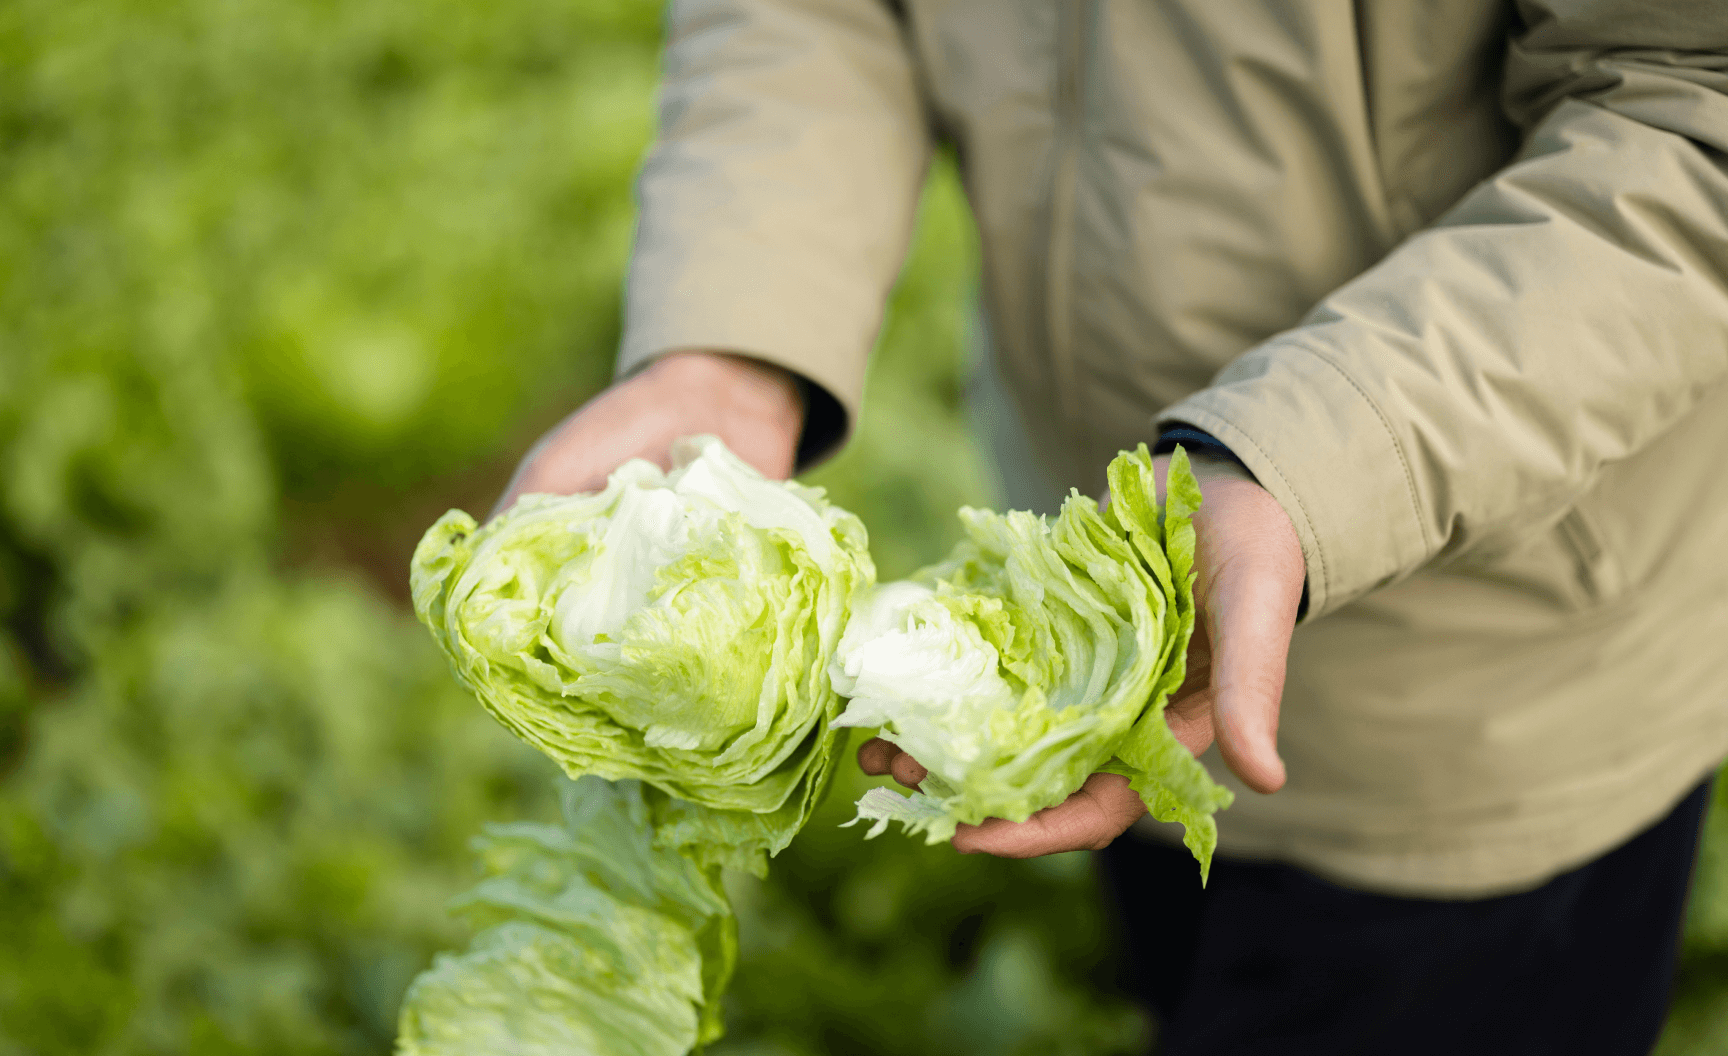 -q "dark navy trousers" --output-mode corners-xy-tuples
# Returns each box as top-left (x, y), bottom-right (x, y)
(1098, 781), (1711, 1056)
